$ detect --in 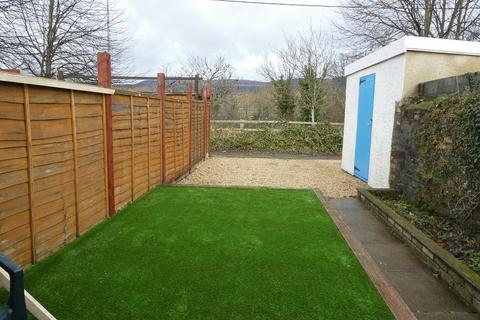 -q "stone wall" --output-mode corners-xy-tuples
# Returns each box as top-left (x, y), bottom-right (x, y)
(390, 71), (480, 202)
(389, 100), (428, 200)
